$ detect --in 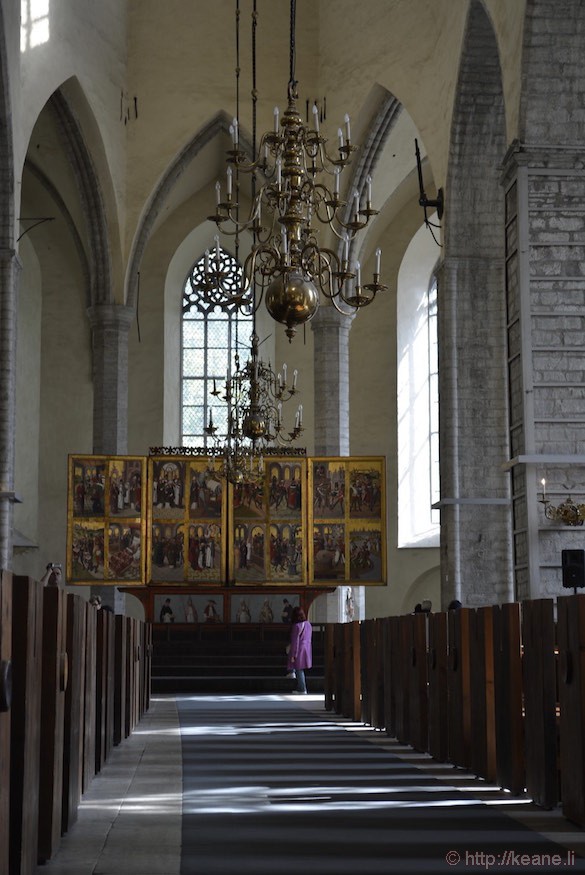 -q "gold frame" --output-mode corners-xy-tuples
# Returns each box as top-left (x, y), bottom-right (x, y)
(147, 455), (227, 585)
(66, 453), (386, 588)
(308, 456), (386, 586)
(228, 456), (307, 586)
(66, 455), (147, 586)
